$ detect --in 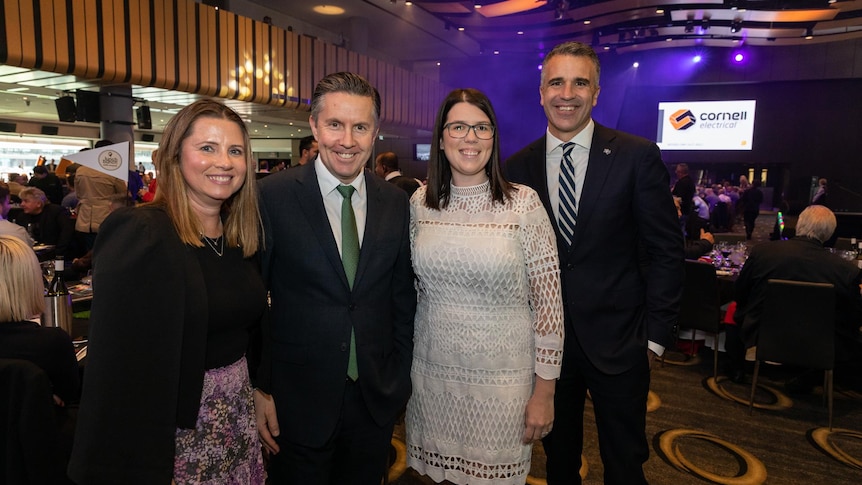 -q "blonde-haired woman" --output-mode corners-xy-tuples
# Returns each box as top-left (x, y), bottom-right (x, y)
(69, 99), (266, 484)
(0, 234), (80, 406)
